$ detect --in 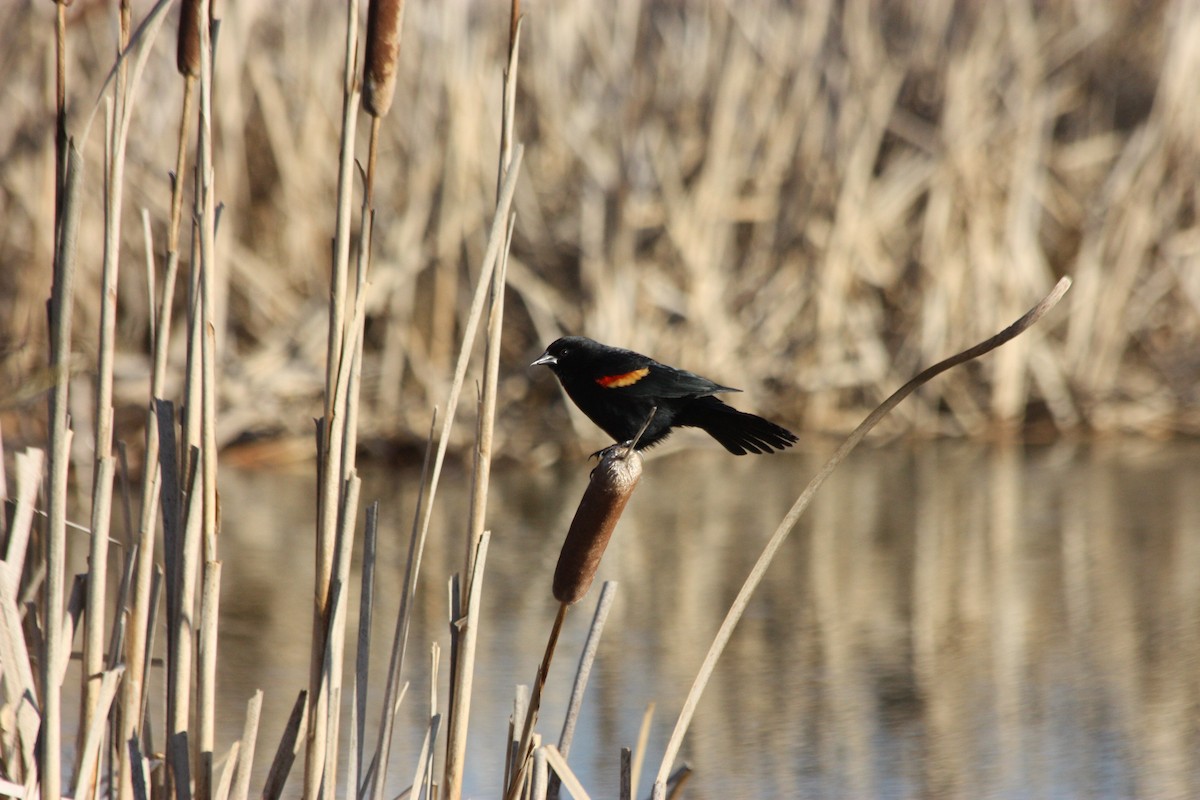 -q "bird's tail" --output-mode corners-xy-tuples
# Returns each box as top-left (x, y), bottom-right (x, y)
(682, 396), (798, 455)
